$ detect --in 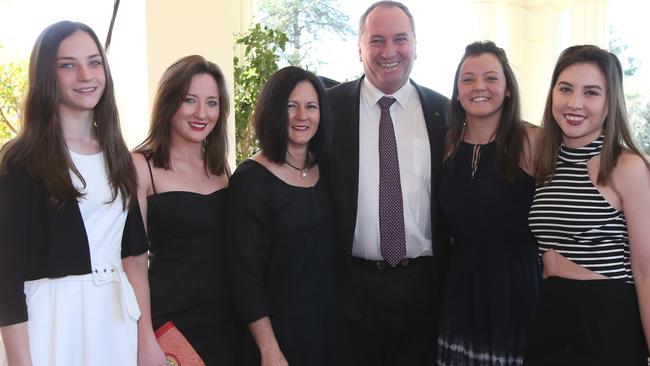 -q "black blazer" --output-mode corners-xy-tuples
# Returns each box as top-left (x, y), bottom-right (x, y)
(324, 77), (450, 318)
(0, 165), (147, 326)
